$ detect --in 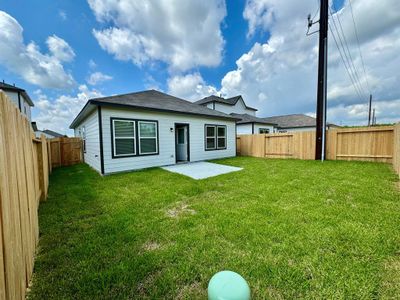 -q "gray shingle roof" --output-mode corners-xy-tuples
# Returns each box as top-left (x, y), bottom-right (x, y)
(0, 82), (34, 106)
(262, 114), (317, 128)
(230, 113), (277, 125)
(195, 95), (258, 111)
(42, 130), (66, 138)
(70, 90), (239, 128)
